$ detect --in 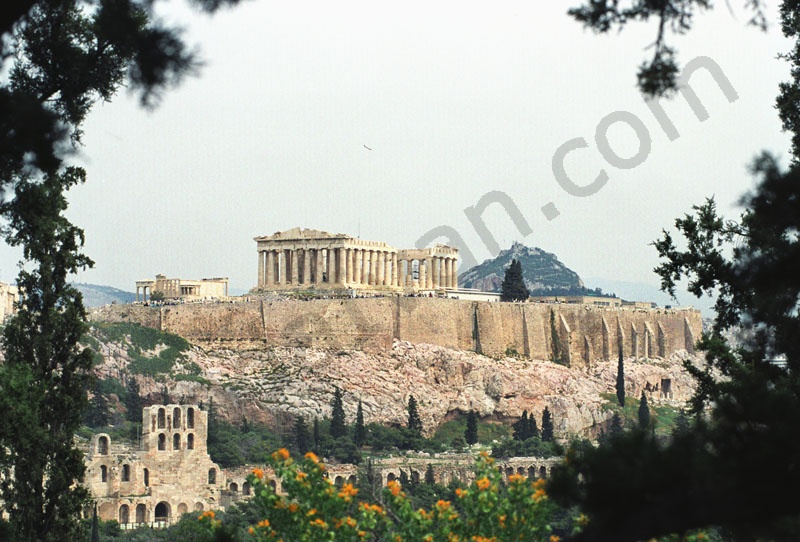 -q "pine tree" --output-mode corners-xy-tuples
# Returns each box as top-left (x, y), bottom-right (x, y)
(541, 407), (554, 442)
(124, 378), (143, 423)
(638, 391), (651, 430)
(610, 412), (623, 435)
(500, 259), (529, 301)
(407, 395), (423, 435)
(616, 347), (626, 407)
(313, 417), (321, 449)
(330, 388), (347, 439)
(465, 410), (479, 445)
(528, 414), (540, 440)
(354, 400), (366, 447)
